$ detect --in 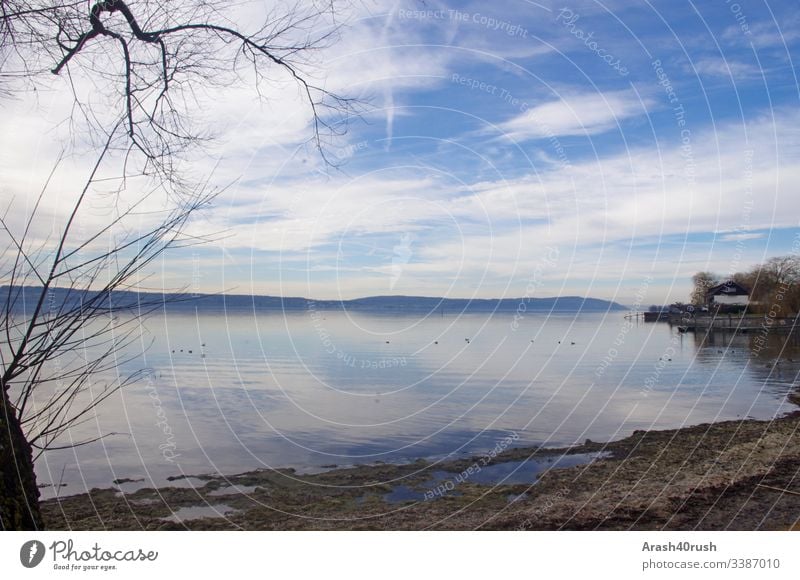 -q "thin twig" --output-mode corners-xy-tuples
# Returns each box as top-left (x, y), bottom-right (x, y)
(755, 483), (800, 497)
